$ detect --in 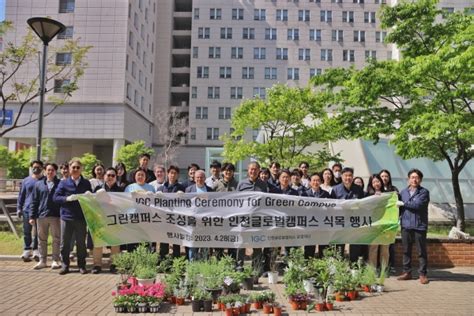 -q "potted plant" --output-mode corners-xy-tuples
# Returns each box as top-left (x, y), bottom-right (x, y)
(174, 287), (187, 305)
(273, 302), (282, 316)
(325, 296), (334, 311)
(376, 261), (388, 293)
(191, 287), (206, 312)
(360, 264), (377, 292)
(125, 298), (138, 313)
(202, 290), (213, 312)
(267, 247), (280, 284)
(240, 265), (254, 290)
(136, 294), (148, 313)
(263, 302), (273, 314)
(135, 264), (156, 286)
(112, 294), (128, 313)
